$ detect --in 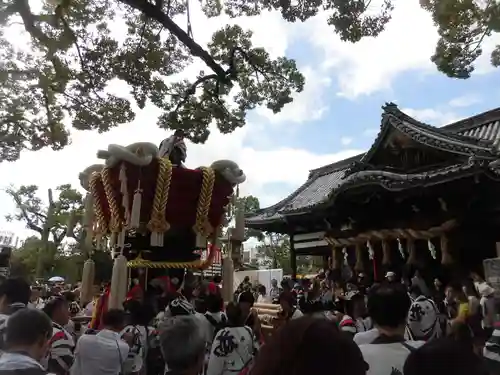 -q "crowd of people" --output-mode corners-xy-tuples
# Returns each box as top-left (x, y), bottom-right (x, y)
(0, 270), (497, 375)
